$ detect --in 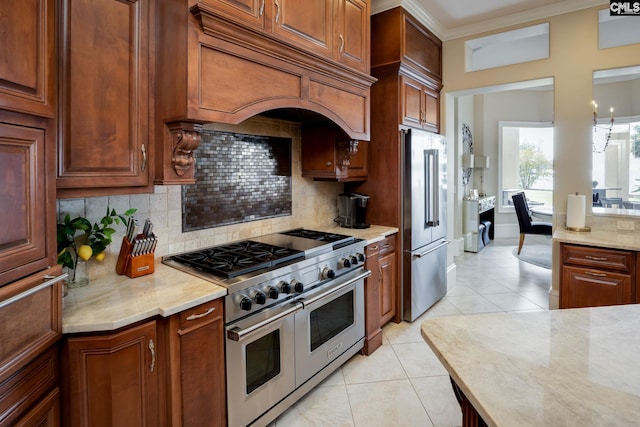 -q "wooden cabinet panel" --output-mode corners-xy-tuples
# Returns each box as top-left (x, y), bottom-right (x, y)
(0, 0), (56, 117)
(0, 120), (50, 285)
(402, 14), (442, 81)
(57, 0), (151, 195)
(164, 299), (225, 427)
(423, 85), (440, 133)
(13, 387), (60, 427)
(335, 0), (369, 73)
(64, 321), (159, 427)
(362, 242), (381, 355)
(378, 236), (397, 326)
(561, 265), (633, 309)
(400, 75), (423, 129)
(560, 243), (636, 309)
(273, 0), (333, 58)
(203, 0), (267, 30)
(0, 347), (58, 427)
(0, 265), (62, 382)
